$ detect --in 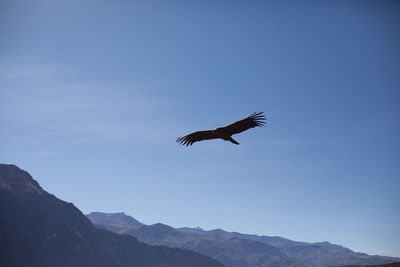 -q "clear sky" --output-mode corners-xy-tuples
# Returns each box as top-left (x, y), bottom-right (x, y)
(1, 0), (399, 257)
